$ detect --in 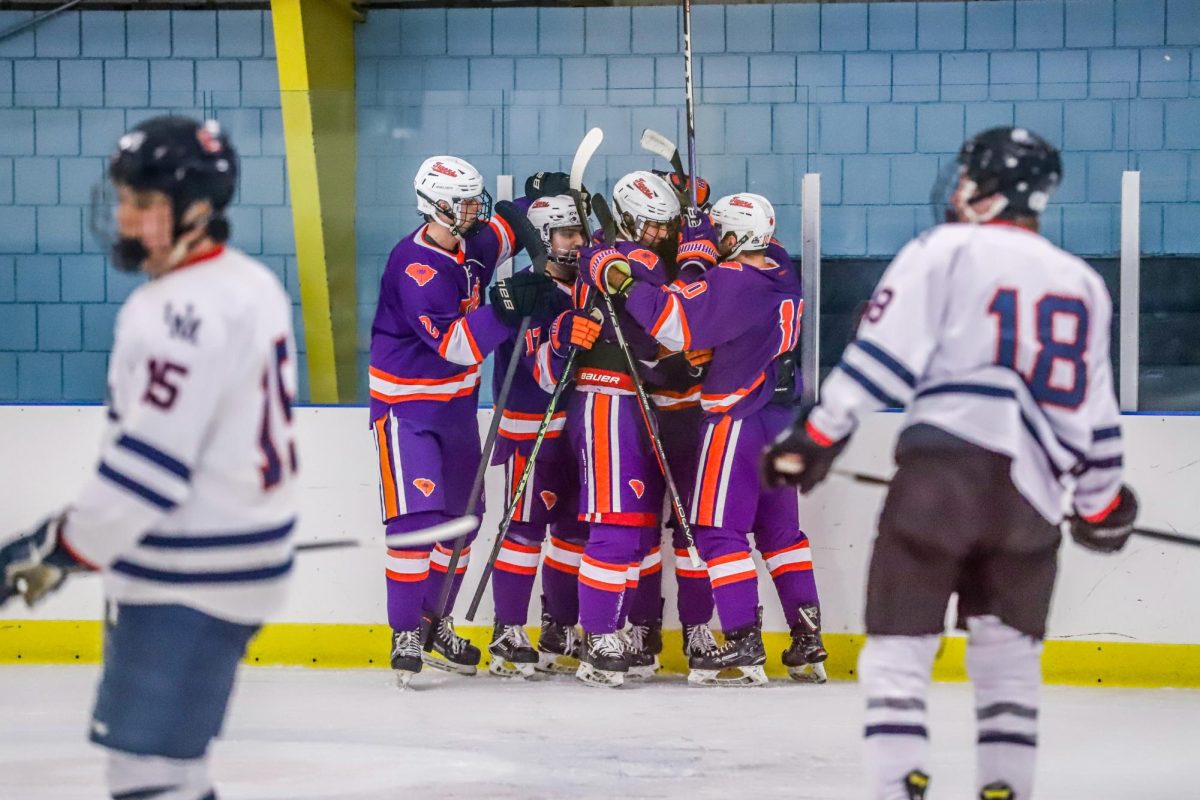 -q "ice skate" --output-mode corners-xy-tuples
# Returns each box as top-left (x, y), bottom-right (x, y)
(782, 604), (828, 684)
(420, 613), (481, 676)
(575, 631), (629, 688)
(904, 770), (931, 799)
(390, 628), (423, 688)
(487, 622), (538, 679)
(623, 618), (662, 680)
(687, 610), (768, 687)
(979, 782), (1014, 800)
(535, 609), (582, 675)
(682, 622), (719, 668)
